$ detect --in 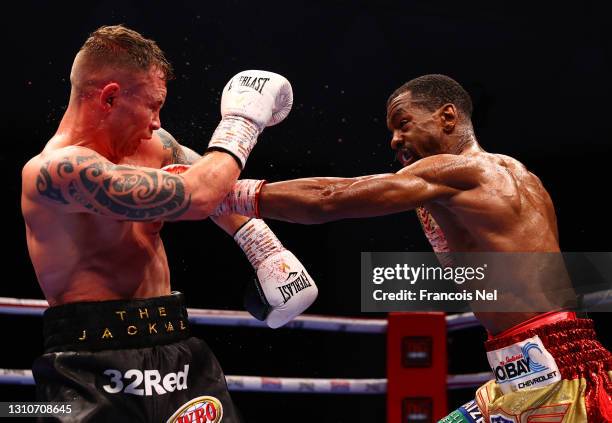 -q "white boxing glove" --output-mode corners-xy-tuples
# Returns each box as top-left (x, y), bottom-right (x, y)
(208, 70), (293, 169)
(234, 218), (318, 329)
(221, 70), (293, 129)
